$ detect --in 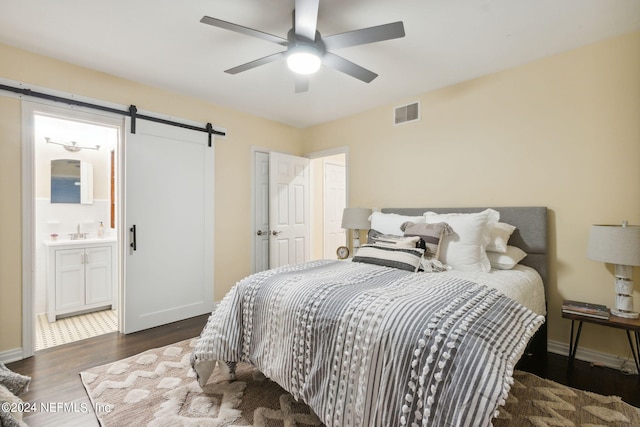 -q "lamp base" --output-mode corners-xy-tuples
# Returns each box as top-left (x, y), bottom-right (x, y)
(611, 308), (640, 319)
